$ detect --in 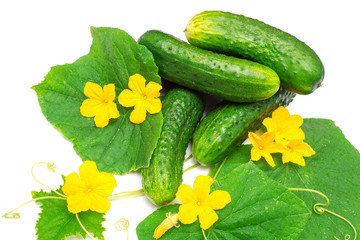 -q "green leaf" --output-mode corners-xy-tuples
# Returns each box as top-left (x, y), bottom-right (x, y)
(213, 118), (360, 239)
(32, 187), (105, 240)
(33, 27), (163, 174)
(137, 162), (311, 240)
